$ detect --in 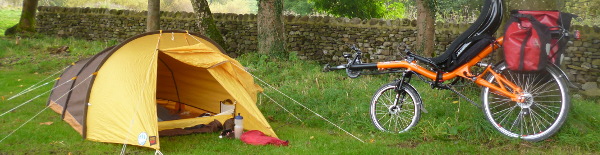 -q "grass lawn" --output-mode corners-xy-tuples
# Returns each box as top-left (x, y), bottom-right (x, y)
(1, 9), (599, 154)
(1, 35), (599, 154)
(0, 9), (20, 36)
